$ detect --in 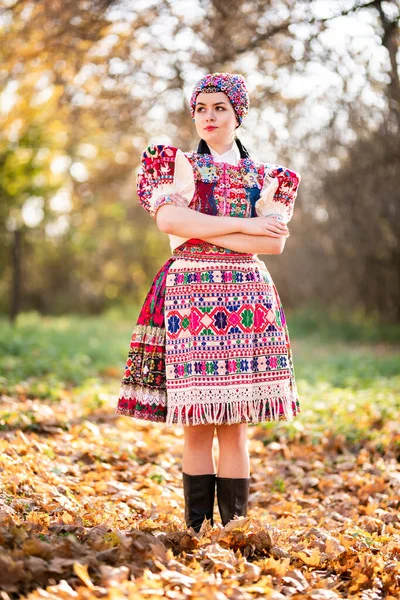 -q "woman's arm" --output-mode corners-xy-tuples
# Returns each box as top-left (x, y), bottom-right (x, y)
(200, 232), (287, 254)
(156, 204), (245, 237)
(156, 198), (289, 239)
